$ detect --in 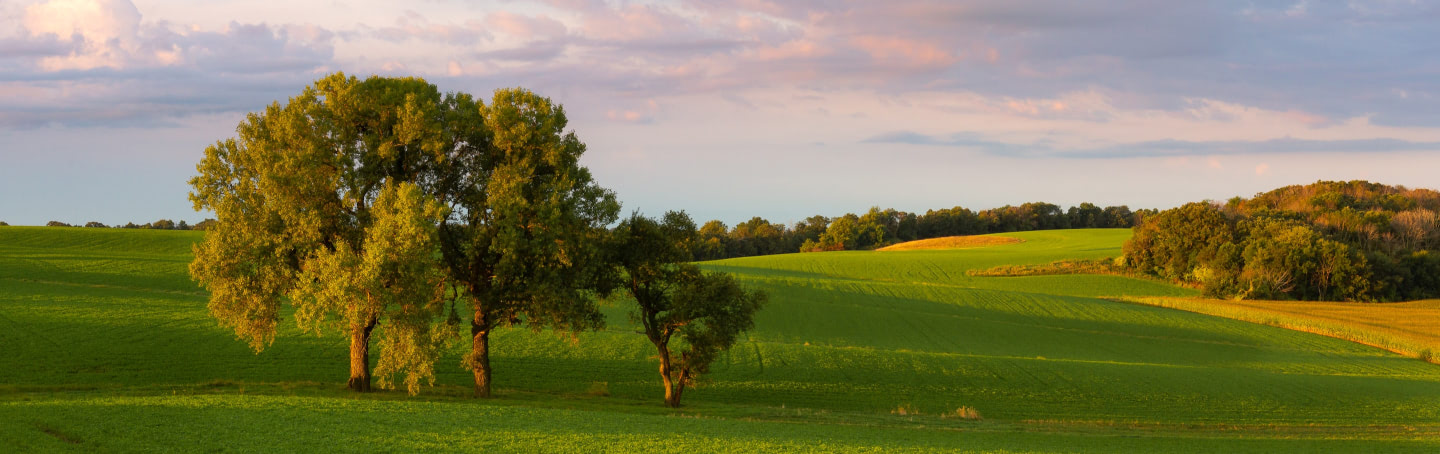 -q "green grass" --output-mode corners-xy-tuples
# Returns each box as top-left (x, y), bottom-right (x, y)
(3, 226), (1440, 452)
